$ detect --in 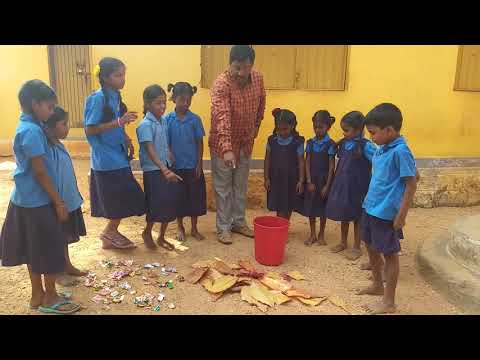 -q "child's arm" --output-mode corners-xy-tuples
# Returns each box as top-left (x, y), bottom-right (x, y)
(196, 138), (204, 178)
(264, 149), (271, 191)
(321, 156), (336, 199)
(297, 154), (305, 194)
(416, 169), (421, 182)
(85, 112), (137, 136)
(393, 176), (417, 230)
(144, 142), (182, 182)
(31, 156), (68, 222)
(305, 152), (315, 193)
